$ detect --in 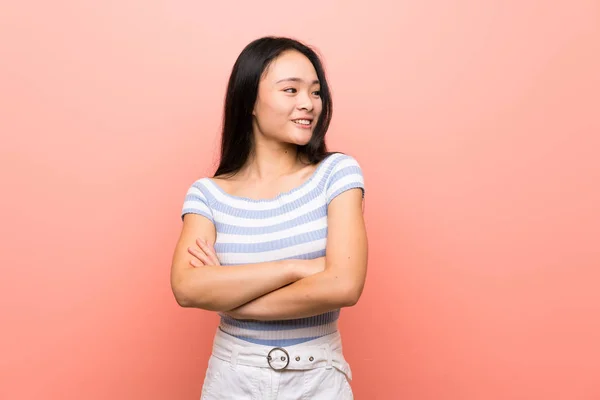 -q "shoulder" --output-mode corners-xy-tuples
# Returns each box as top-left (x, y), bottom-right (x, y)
(322, 152), (363, 174)
(324, 153), (364, 180)
(181, 177), (216, 222)
(322, 153), (365, 204)
(185, 177), (214, 195)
